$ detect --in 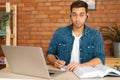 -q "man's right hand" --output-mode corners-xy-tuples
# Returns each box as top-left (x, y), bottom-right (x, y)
(47, 54), (66, 68)
(54, 60), (66, 68)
